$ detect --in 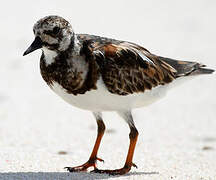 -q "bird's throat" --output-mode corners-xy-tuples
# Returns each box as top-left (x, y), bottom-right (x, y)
(42, 47), (58, 66)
